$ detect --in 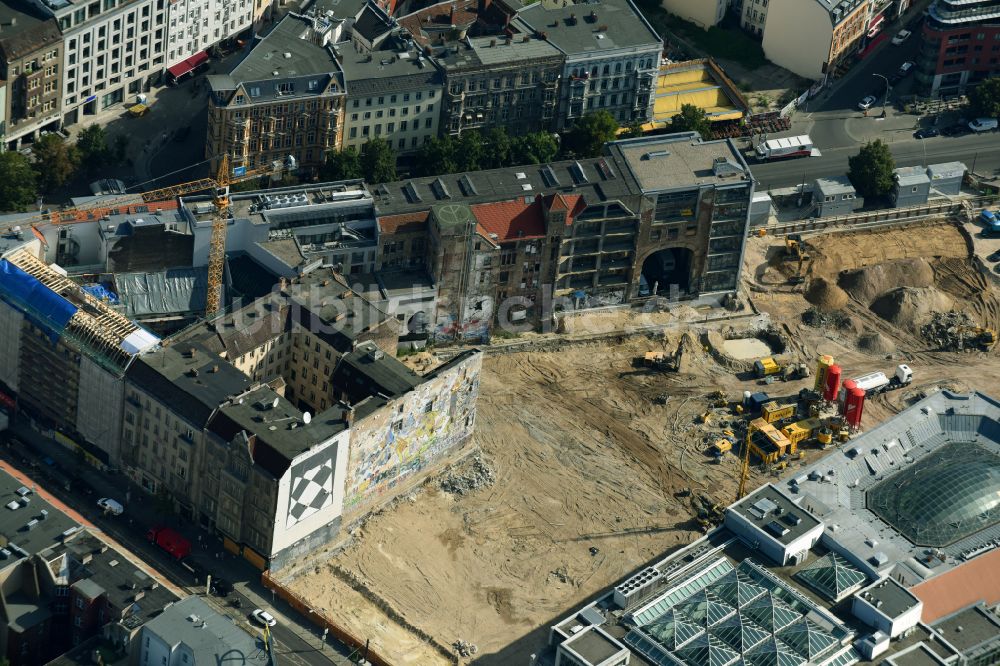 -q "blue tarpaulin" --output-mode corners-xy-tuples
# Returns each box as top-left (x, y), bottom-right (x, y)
(0, 259), (77, 342)
(82, 283), (119, 304)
